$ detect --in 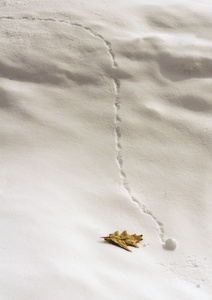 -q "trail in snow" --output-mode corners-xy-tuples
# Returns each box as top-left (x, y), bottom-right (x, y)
(0, 15), (168, 246)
